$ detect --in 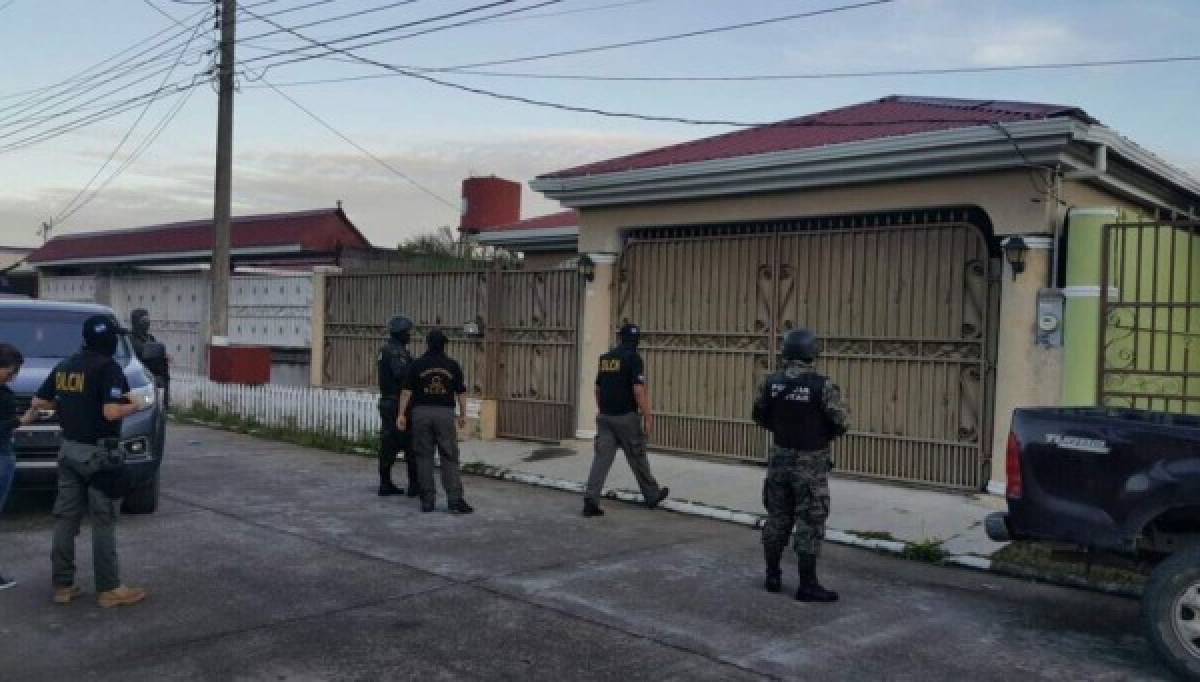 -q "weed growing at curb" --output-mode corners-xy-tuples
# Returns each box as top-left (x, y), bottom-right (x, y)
(170, 403), (380, 458)
(901, 538), (949, 563)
